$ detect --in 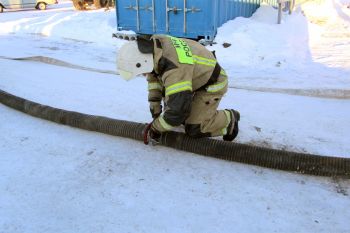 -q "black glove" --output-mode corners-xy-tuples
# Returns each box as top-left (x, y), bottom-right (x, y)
(143, 122), (161, 145)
